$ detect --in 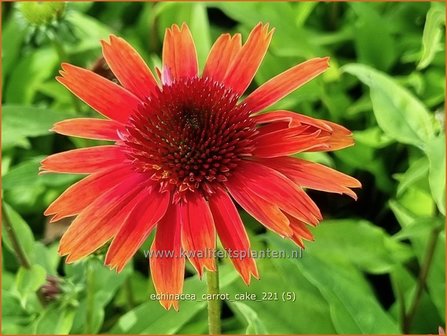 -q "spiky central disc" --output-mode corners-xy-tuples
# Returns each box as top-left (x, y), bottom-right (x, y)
(122, 77), (257, 201)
